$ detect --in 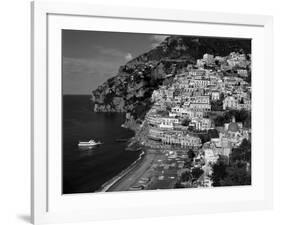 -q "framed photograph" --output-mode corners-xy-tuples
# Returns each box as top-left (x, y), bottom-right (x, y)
(31, 1), (273, 224)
